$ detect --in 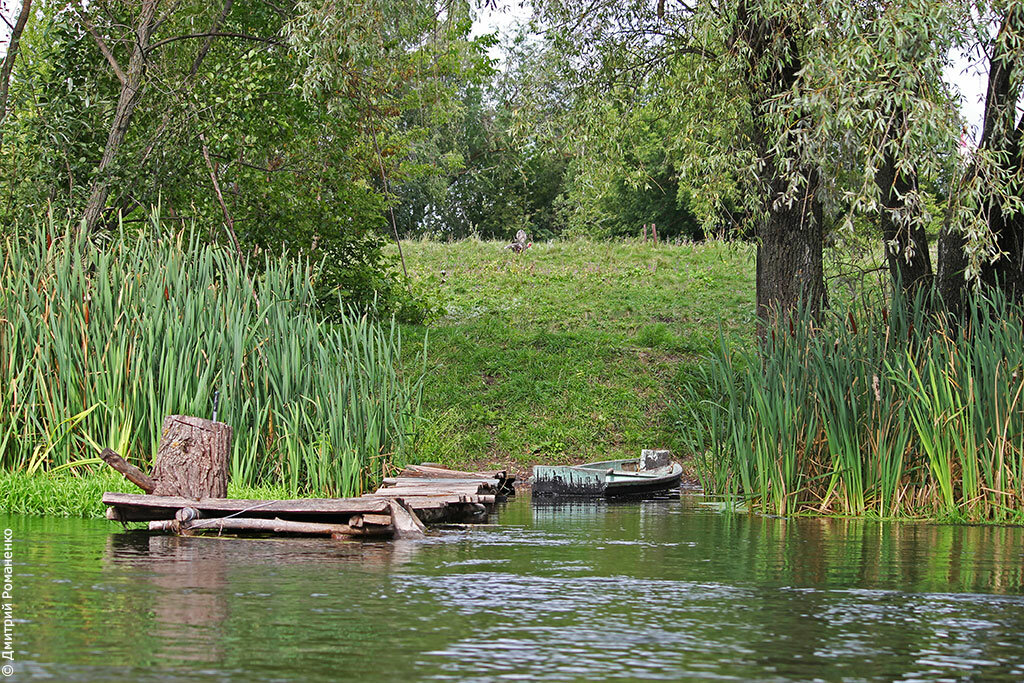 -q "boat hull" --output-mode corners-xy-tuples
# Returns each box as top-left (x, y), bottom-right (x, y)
(532, 460), (682, 497)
